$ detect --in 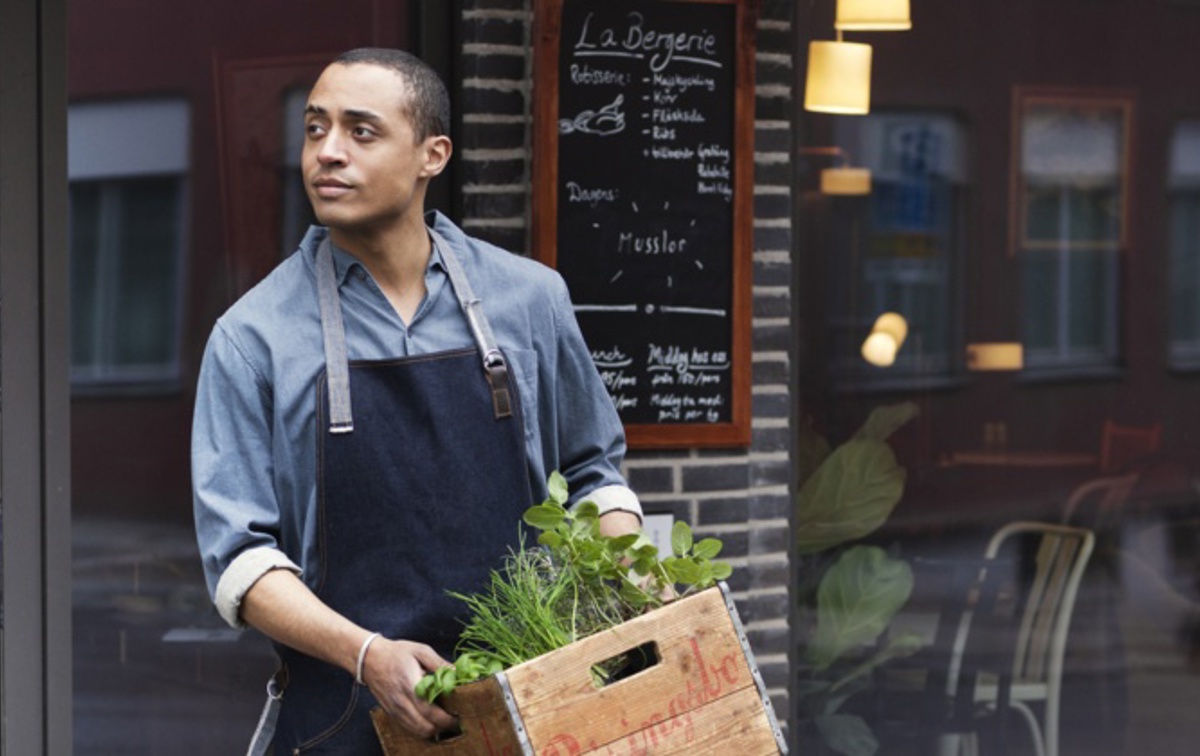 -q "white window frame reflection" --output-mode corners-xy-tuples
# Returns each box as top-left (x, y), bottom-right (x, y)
(1012, 90), (1132, 374)
(68, 99), (190, 389)
(1168, 120), (1200, 368)
(826, 110), (969, 390)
